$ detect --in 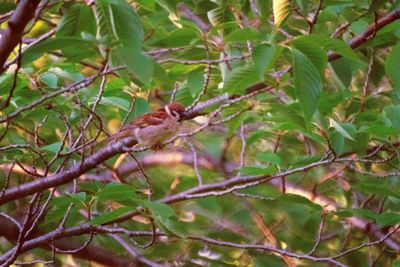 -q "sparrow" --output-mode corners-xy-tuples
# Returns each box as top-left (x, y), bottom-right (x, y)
(111, 102), (186, 150)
